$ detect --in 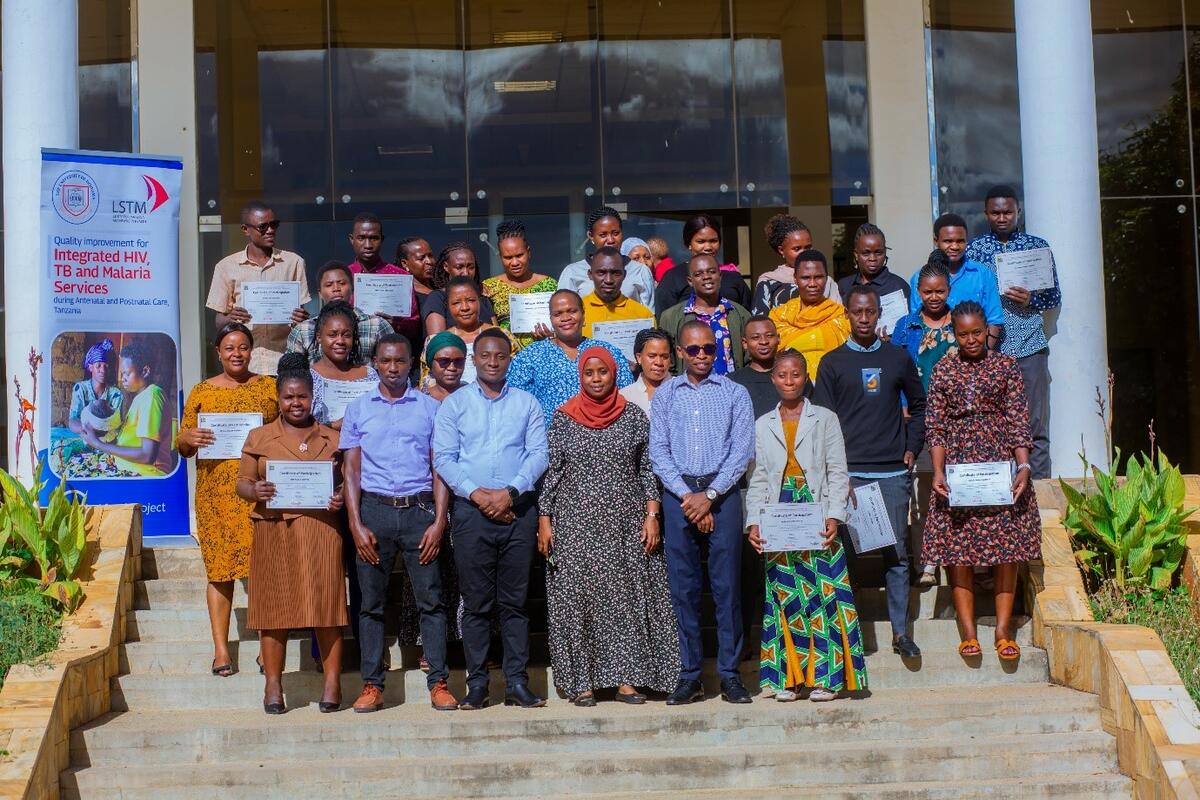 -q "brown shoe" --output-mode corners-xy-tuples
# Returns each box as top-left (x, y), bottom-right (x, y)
(430, 680), (459, 711)
(352, 684), (384, 713)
